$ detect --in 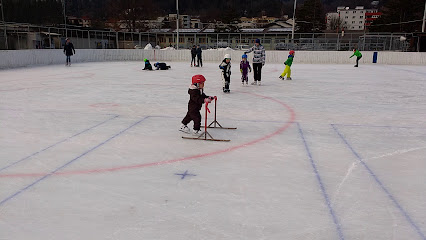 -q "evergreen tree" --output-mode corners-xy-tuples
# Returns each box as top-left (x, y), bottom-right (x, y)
(368, 0), (424, 32)
(3, 0), (63, 24)
(296, 0), (326, 33)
